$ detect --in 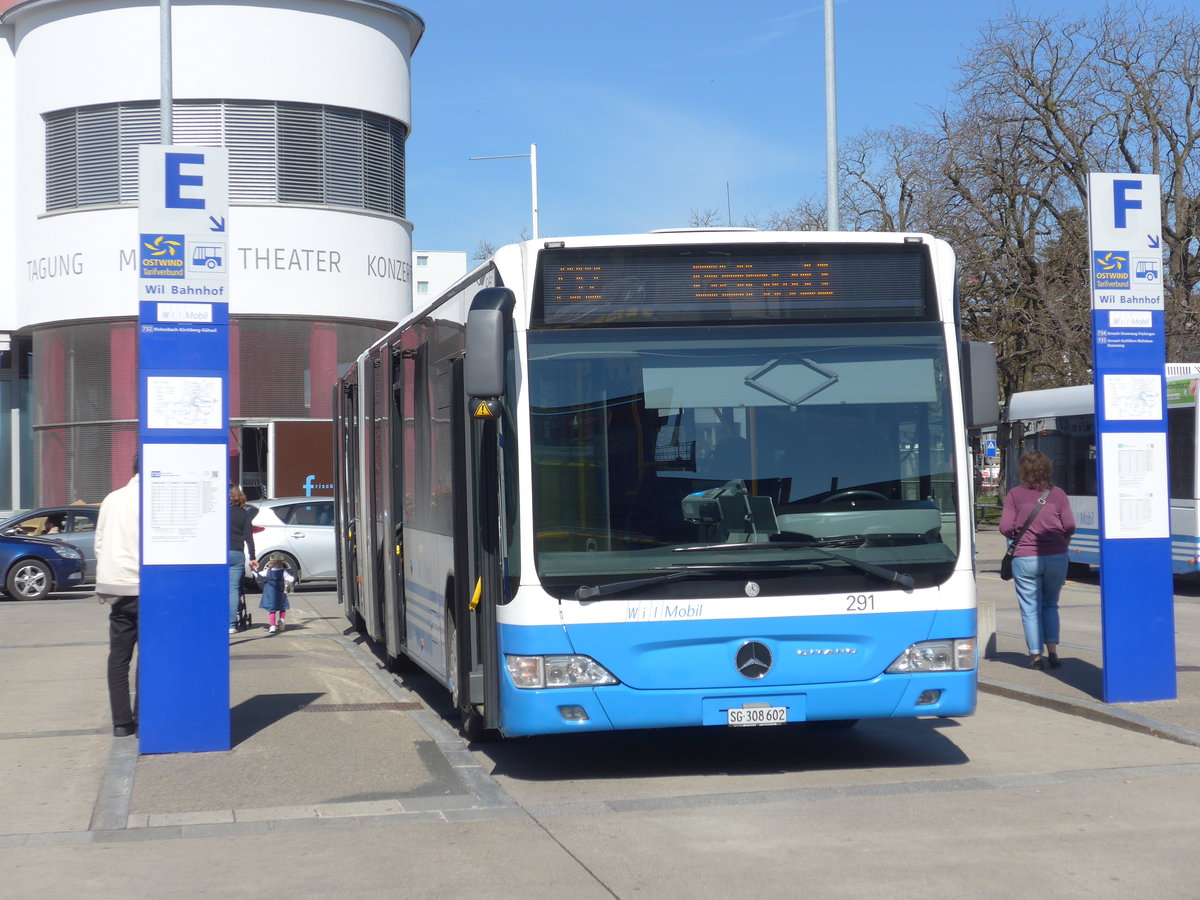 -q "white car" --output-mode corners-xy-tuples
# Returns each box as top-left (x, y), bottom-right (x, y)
(247, 497), (336, 585)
